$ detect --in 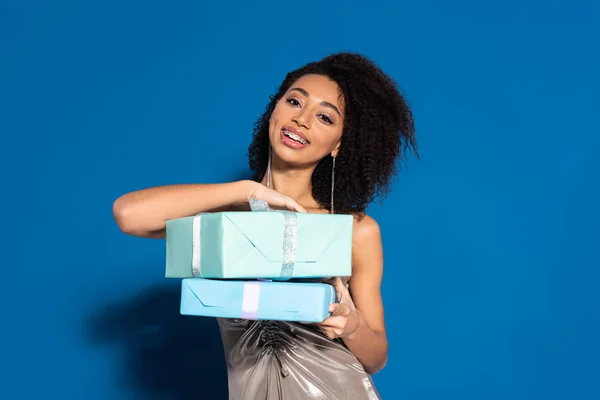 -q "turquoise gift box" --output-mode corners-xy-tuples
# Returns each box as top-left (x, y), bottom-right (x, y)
(179, 278), (336, 322)
(165, 211), (353, 279)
